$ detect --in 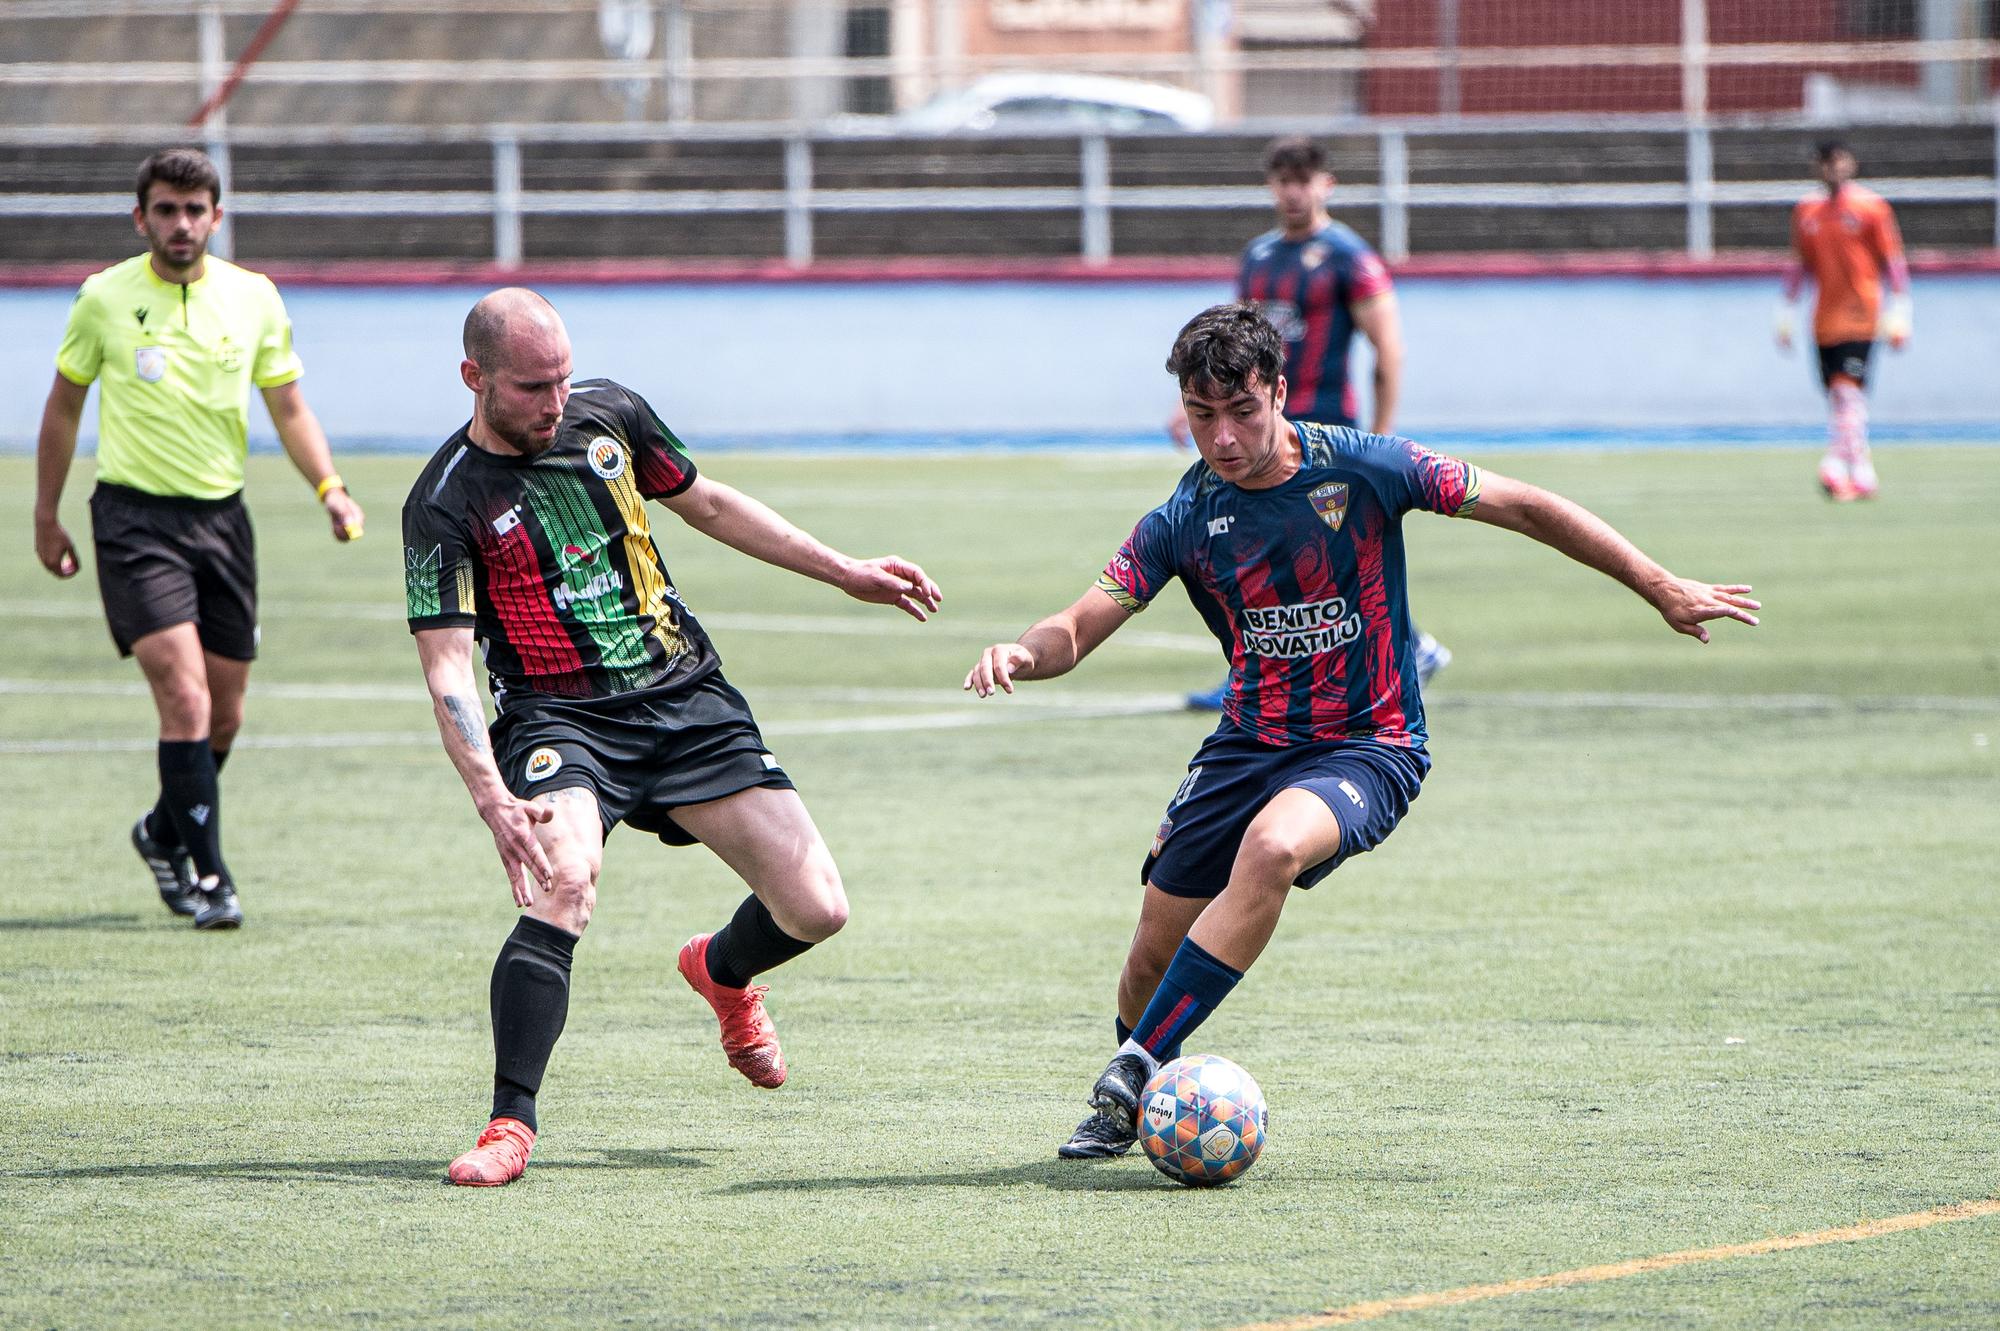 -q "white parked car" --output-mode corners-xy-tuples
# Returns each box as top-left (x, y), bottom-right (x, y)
(898, 74), (1216, 133)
